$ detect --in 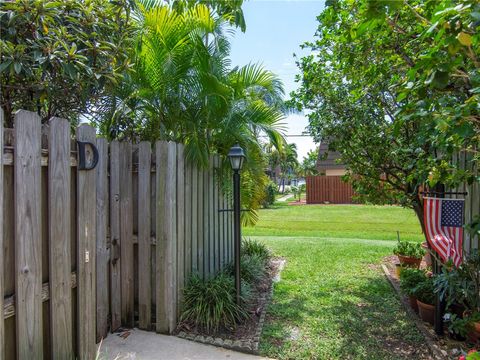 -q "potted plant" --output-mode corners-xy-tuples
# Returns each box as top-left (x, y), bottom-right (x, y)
(393, 240), (425, 268)
(399, 268), (425, 313)
(436, 251), (480, 340)
(413, 275), (435, 325)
